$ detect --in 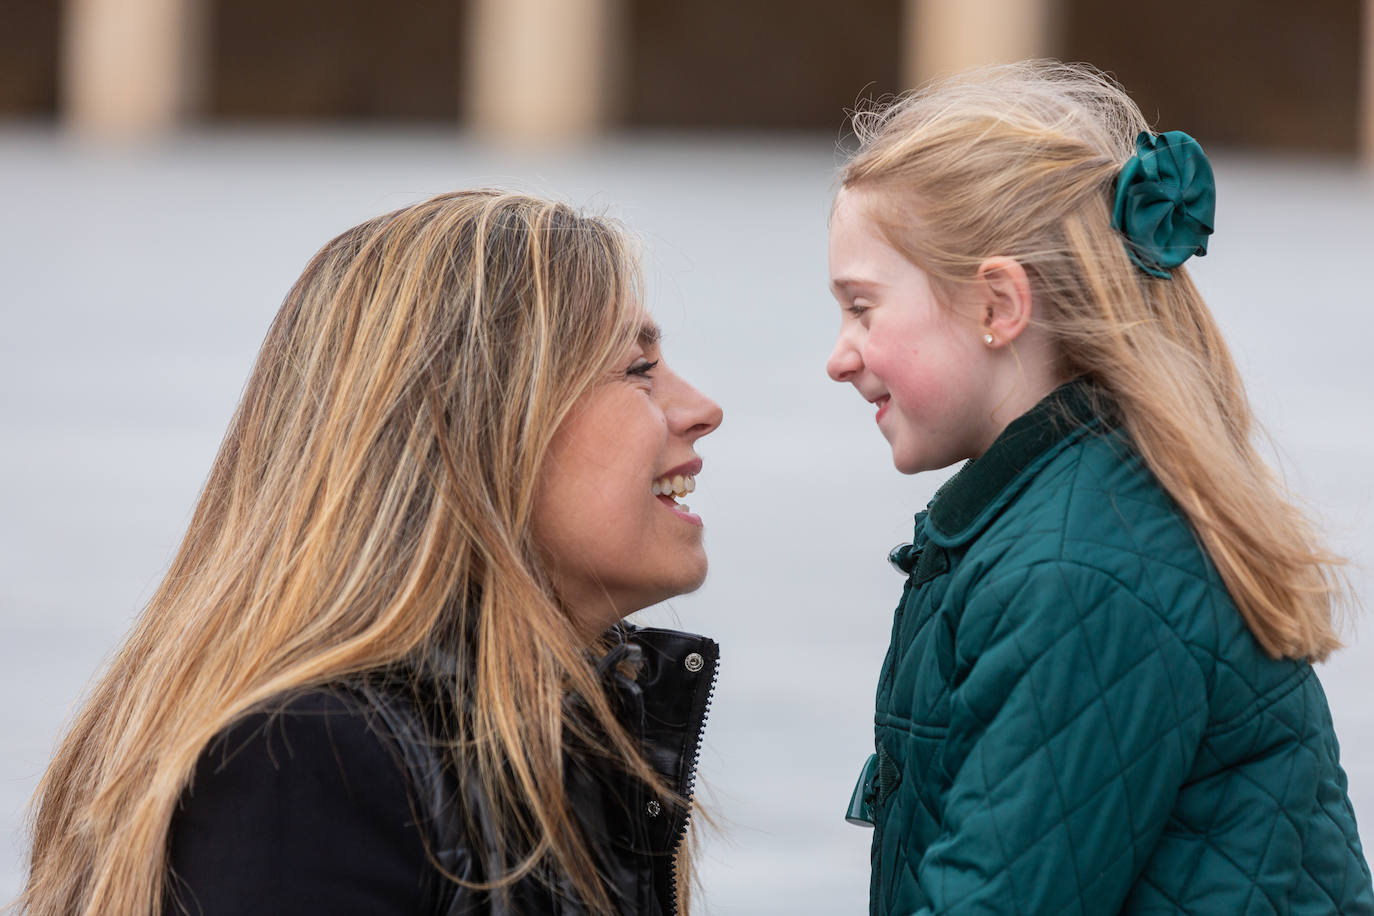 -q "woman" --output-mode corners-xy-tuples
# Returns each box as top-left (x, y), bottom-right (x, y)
(20, 190), (723, 915)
